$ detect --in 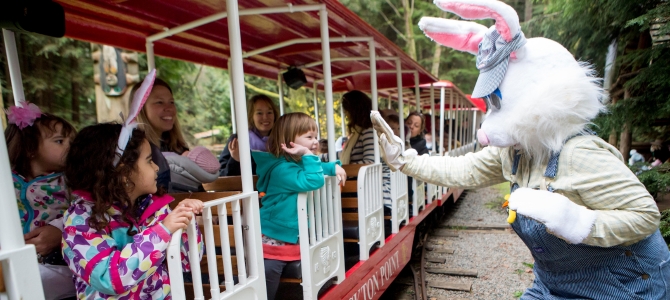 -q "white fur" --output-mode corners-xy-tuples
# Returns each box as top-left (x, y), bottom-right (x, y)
(481, 38), (605, 163)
